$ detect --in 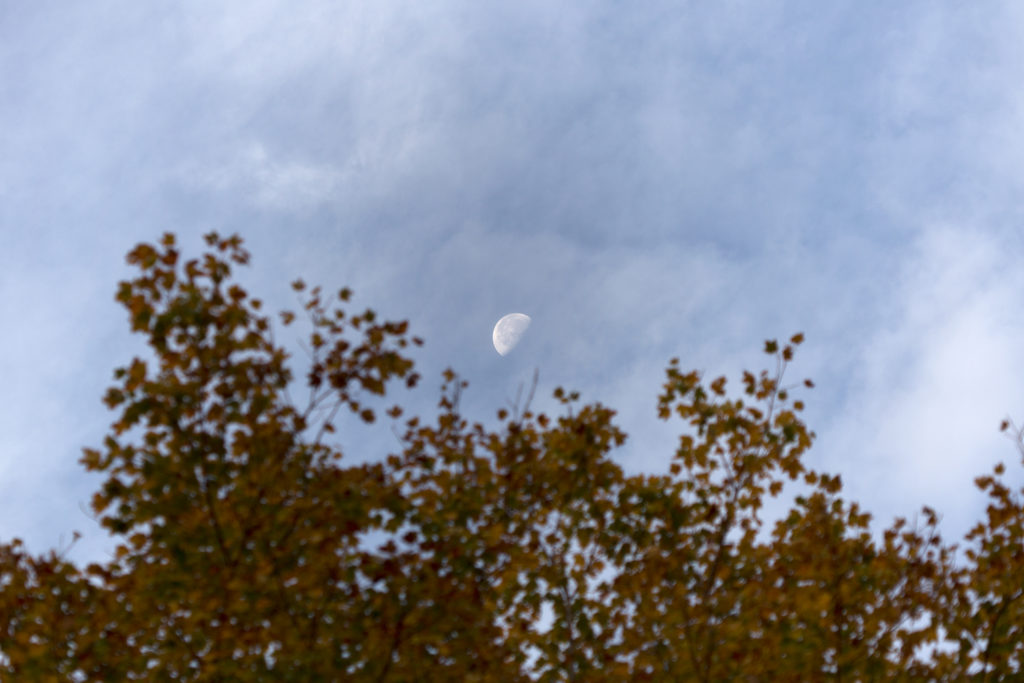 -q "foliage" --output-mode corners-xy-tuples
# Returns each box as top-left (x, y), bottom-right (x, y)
(1, 233), (1023, 680)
